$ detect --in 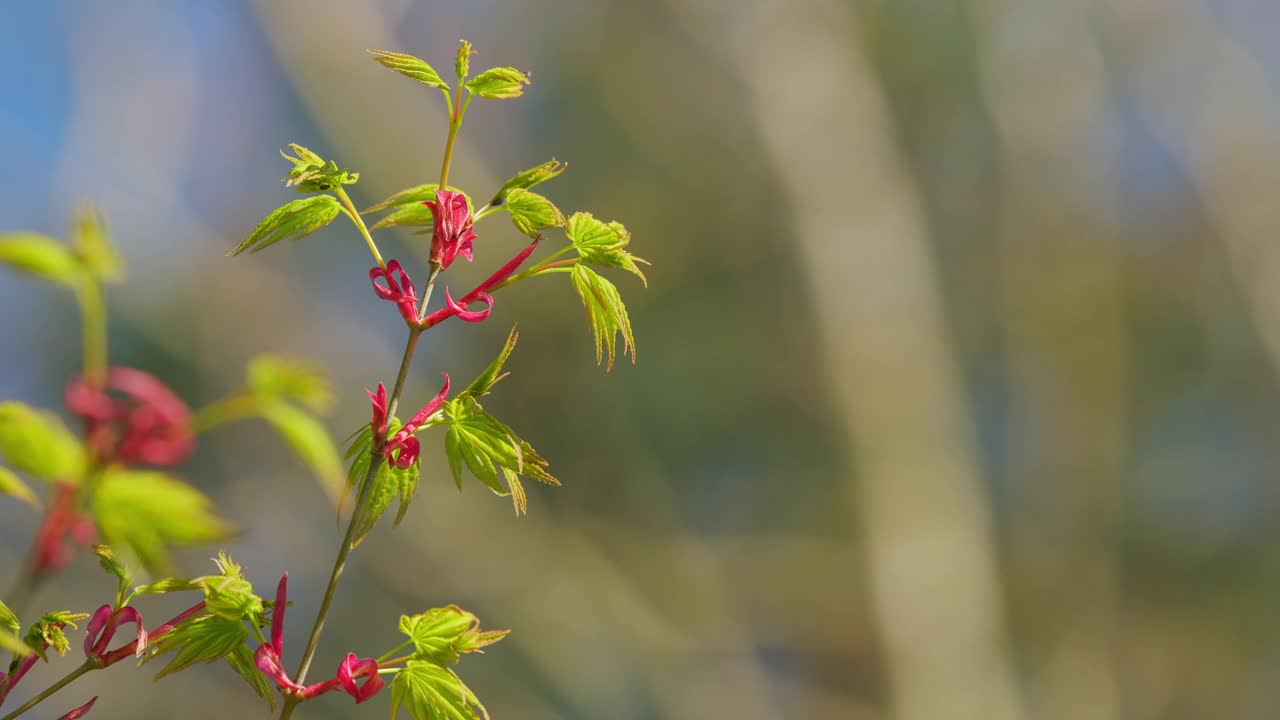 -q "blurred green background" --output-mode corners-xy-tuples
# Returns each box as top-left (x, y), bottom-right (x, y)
(5, 1), (1280, 718)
